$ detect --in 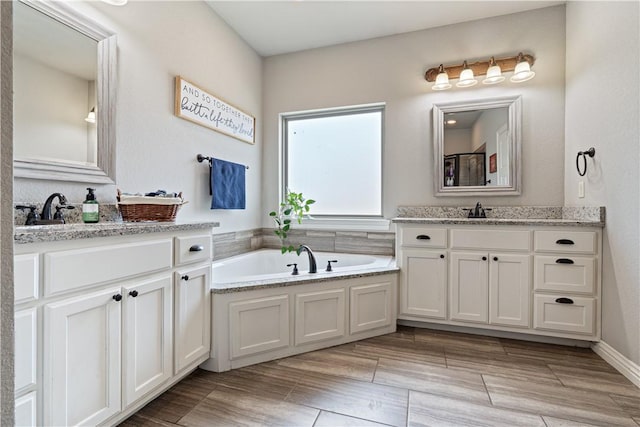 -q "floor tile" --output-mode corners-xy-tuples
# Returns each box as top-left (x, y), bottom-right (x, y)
(414, 328), (506, 354)
(118, 413), (181, 426)
(408, 390), (545, 427)
(610, 394), (640, 419)
(136, 374), (215, 423)
(286, 372), (408, 426)
(541, 415), (602, 426)
(313, 411), (391, 426)
(373, 357), (490, 404)
(353, 338), (446, 367)
(445, 347), (562, 385)
(548, 364), (640, 398)
(178, 385), (320, 427)
(484, 374), (638, 426)
(192, 361), (300, 399)
(277, 346), (379, 381)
